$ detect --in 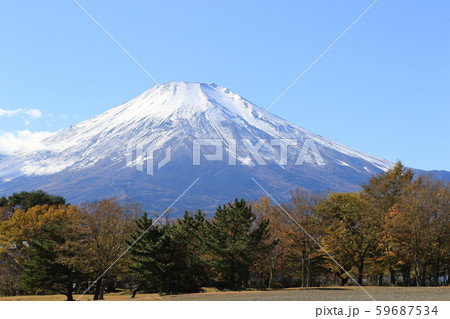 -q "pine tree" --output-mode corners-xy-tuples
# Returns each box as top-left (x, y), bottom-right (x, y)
(128, 210), (210, 295)
(164, 210), (210, 293)
(0, 196), (7, 208)
(22, 224), (82, 301)
(208, 198), (273, 290)
(128, 212), (166, 294)
(6, 190), (66, 214)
